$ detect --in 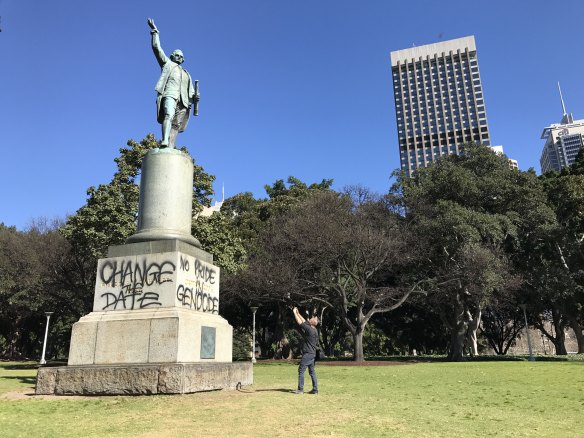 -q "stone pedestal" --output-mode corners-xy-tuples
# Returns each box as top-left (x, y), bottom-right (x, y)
(36, 362), (252, 395)
(36, 147), (252, 394)
(126, 148), (201, 247)
(68, 241), (230, 363)
(67, 308), (233, 365)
